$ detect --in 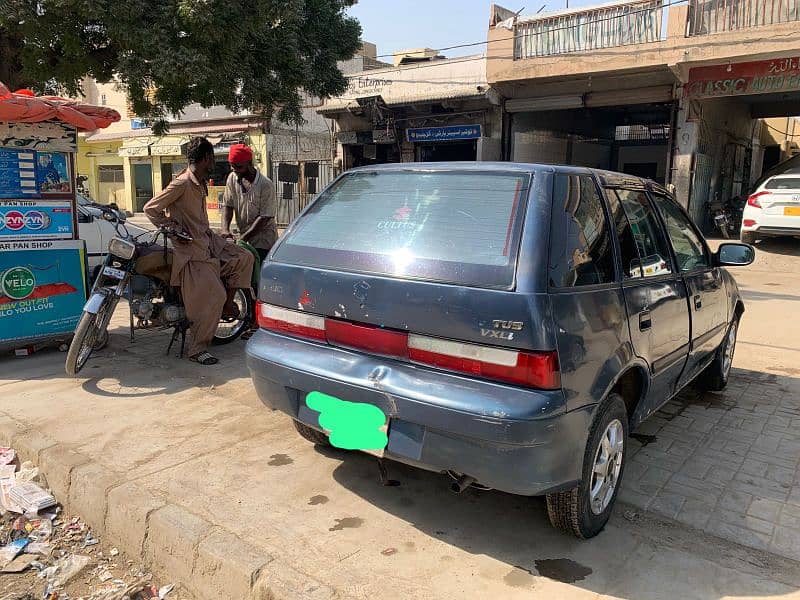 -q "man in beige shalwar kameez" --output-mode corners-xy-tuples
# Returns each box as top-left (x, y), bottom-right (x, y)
(144, 137), (254, 365)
